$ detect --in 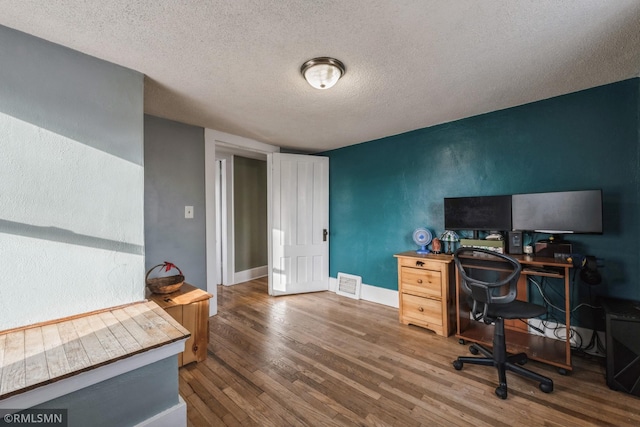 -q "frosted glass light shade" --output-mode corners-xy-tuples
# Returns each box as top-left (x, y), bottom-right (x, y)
(301, 57), (345, 90)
